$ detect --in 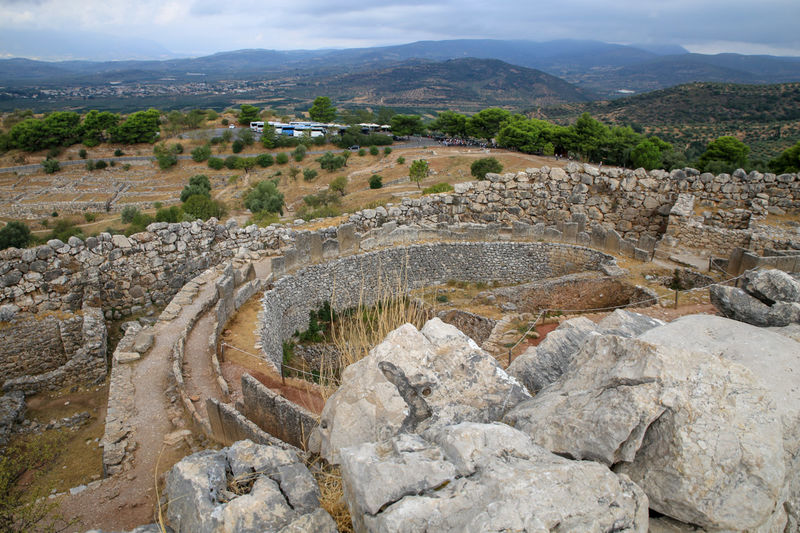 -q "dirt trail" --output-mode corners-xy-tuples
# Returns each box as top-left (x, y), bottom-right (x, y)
(183, 309), (222, 420)
(58, 273), (221, 531)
